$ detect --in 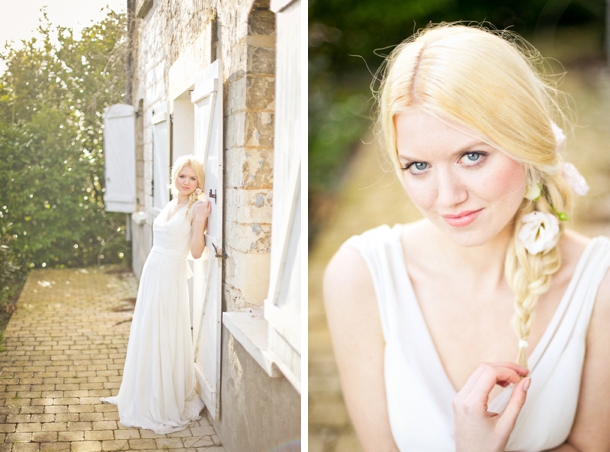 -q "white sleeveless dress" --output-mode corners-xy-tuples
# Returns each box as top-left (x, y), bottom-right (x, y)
(343, 224), (610, 452)
(101, 200), (205, 434)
